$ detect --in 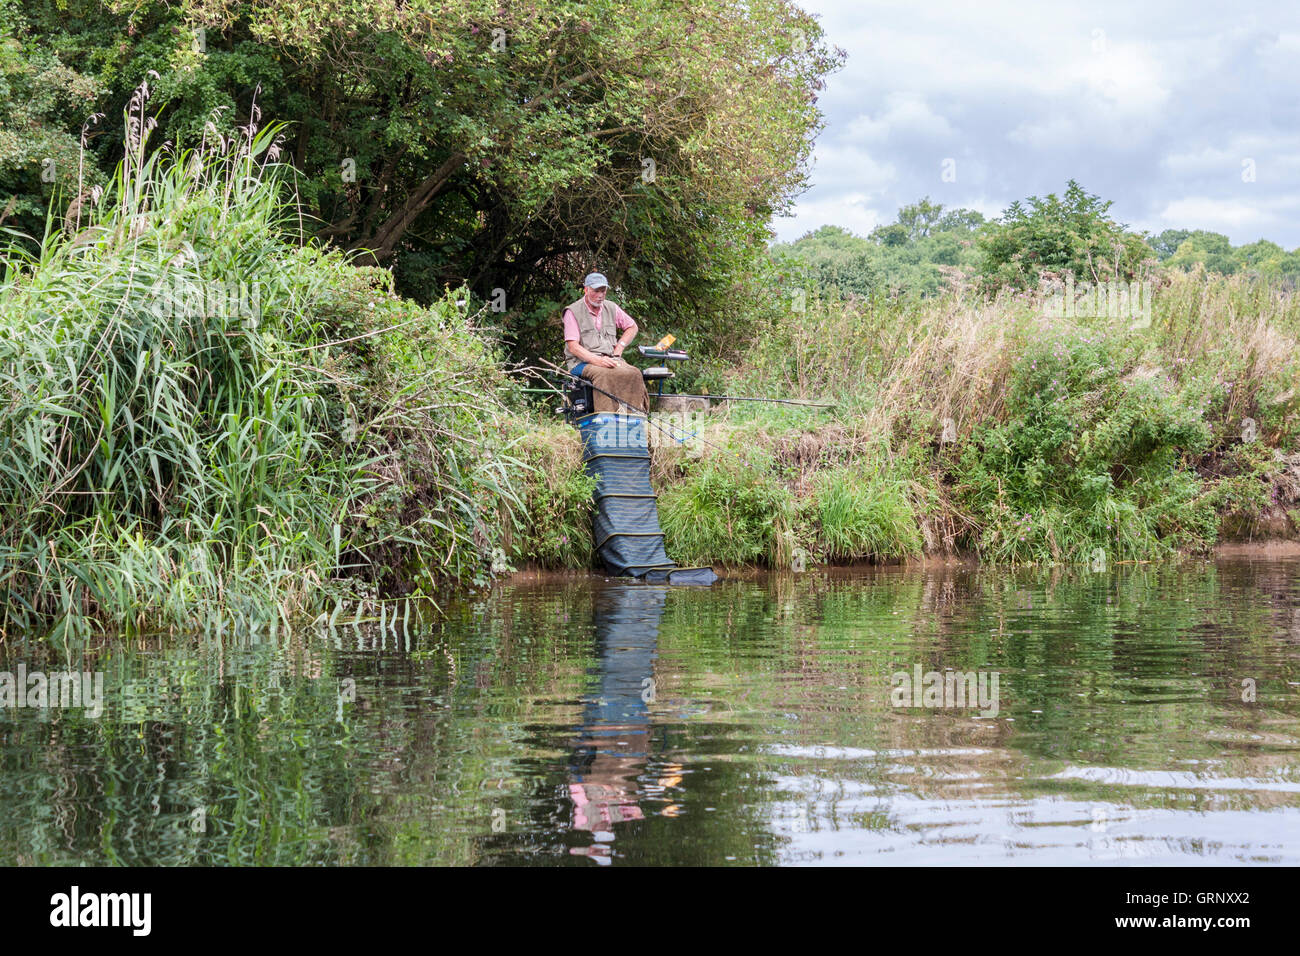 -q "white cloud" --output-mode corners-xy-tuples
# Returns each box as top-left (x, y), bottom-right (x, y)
(1063, 43), (1171, 115)
(772, 192), (884, 242)
(805, 142), (898, 193)
(845, 93), (956, 143)
(1008, 116), (1081, 151)
(784, 0), (1300, 245)
(1156, 196), (1280, 232)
